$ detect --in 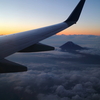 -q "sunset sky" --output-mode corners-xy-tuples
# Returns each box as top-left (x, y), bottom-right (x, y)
(0, 0), (100, 35)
